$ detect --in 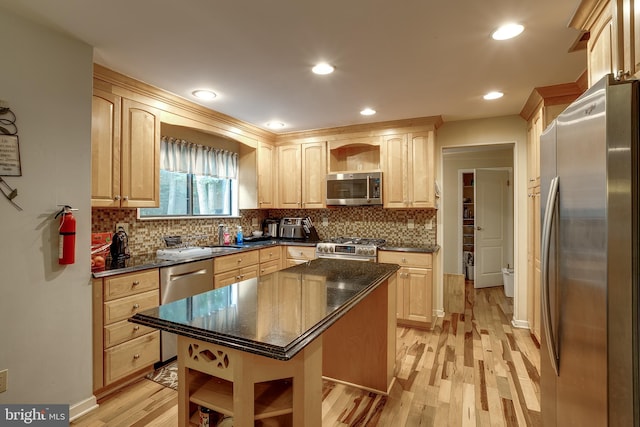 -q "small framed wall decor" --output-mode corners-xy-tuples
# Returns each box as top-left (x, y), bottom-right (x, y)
(0, 134), (22, 176)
